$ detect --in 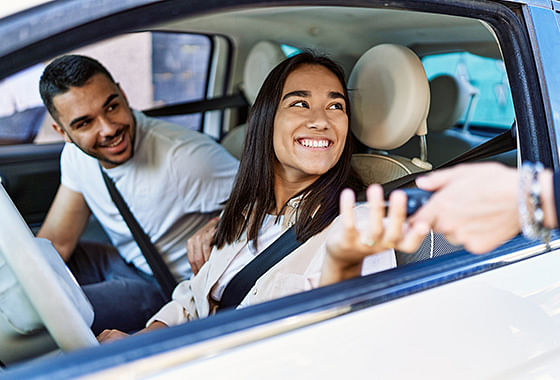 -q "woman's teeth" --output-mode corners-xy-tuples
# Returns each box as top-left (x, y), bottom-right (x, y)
(298, 139), (330, 148)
